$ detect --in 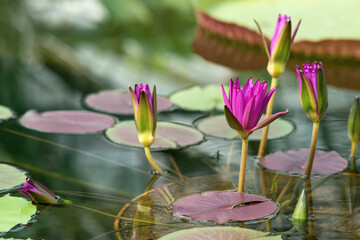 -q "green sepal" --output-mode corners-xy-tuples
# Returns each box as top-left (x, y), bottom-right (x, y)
(137, 91), (155, 147)
(27, 190), (57, 204)
(224, 105), (248, 139)
(300, 71), (318, 122)
(152, 86), (157, 131)
(348, 97), (360, 143)
(292, 189), (308, 225)
(254, 19), (270, 60)
(129, 87), (139, 121)
(316, 65), (328, 121)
